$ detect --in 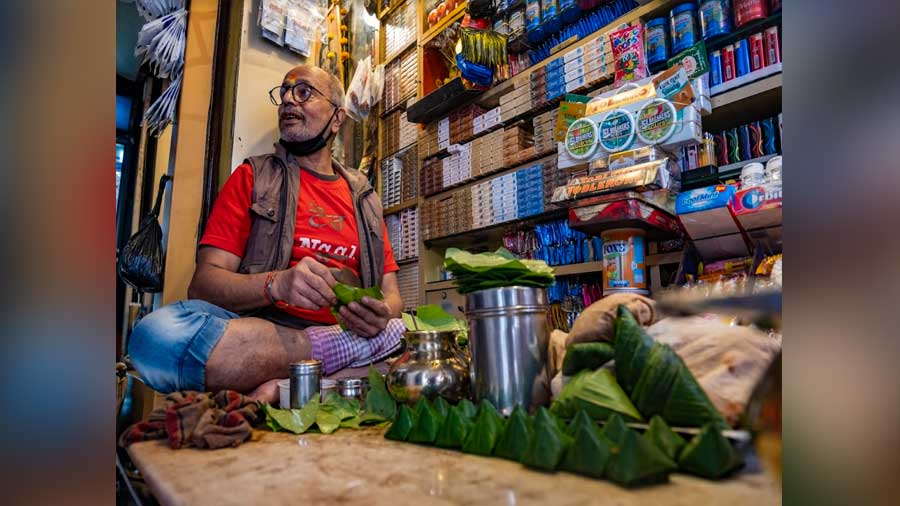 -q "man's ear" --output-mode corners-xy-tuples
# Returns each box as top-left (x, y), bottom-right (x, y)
(332, 108), (346, 133)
